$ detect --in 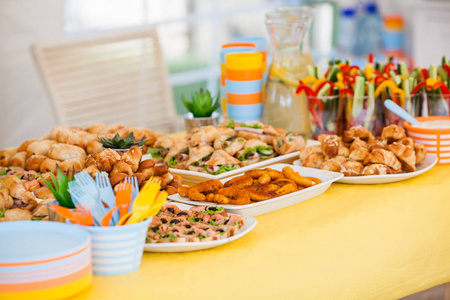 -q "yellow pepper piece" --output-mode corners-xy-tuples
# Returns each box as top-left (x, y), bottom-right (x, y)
(312, 77), (325, 93)
(365, 63), (375, 79)
(338, 62), (346, 67)
(335, 82), (345, 90)
(393, 88), (406, 107)
(374, 80), (398, 98)
(426, 78), (438, 91)
(303, 76), (318, 85)
(336, 73), (344, 83)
